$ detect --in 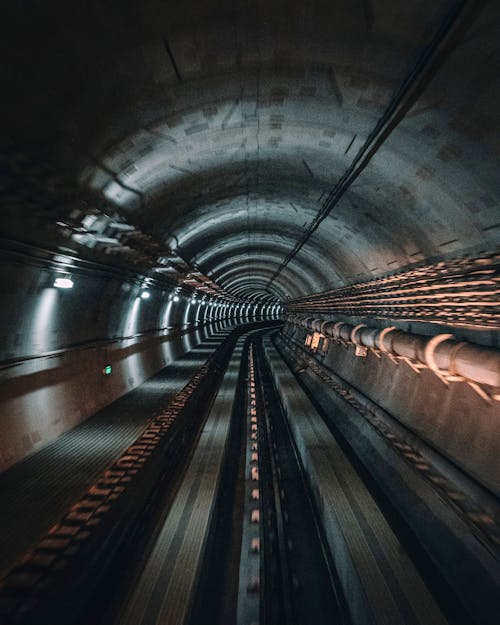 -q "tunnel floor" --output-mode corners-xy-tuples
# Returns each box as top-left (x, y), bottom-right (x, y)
(1, 323), (497, 625)
(0, 325), (234, 578)
(1, 2), (499, 624)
